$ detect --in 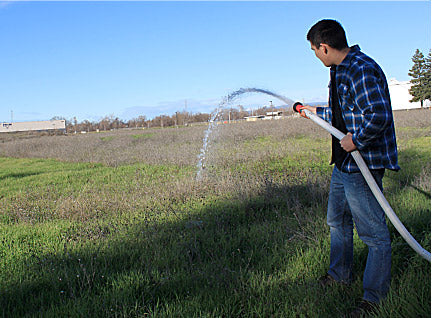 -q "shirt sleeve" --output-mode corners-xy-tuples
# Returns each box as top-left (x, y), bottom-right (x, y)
(350, 66), (393, 150)
(316, 106), (332, 123)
